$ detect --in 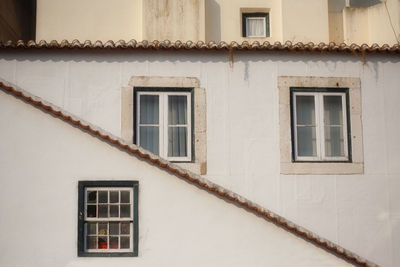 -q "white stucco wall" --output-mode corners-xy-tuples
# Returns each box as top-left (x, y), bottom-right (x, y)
(0, 50), (399, 266)
(0, 88), (352, 267)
